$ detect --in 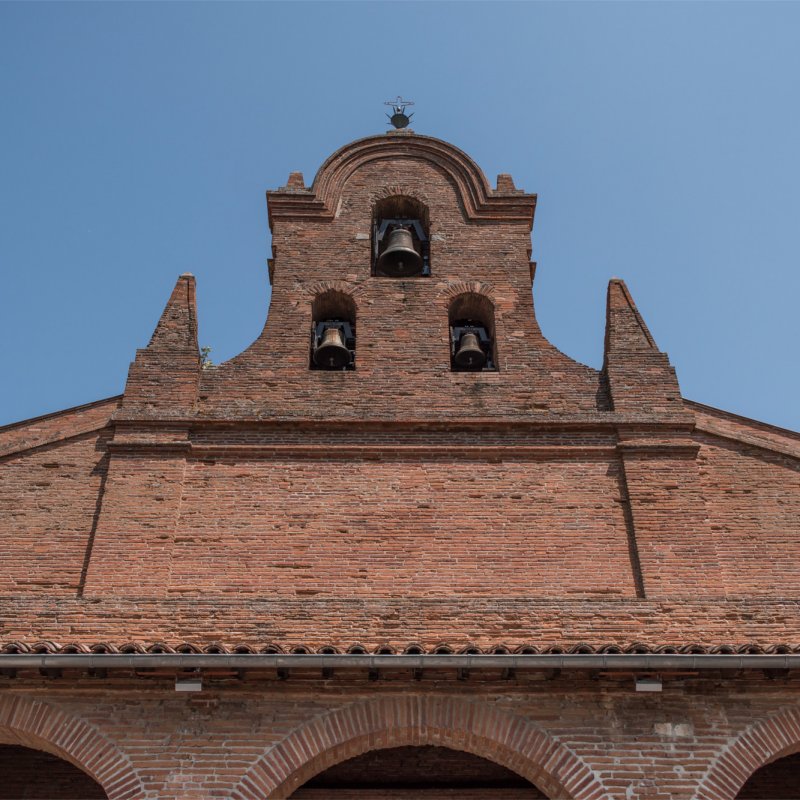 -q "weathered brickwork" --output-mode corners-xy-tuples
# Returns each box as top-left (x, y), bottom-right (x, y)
(1, 597), (799, 648)
(0, 130), (798, 797)
(0, 428), (111, 595)
(0, 678), (798, 799)
(695, 433), (800, 595)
